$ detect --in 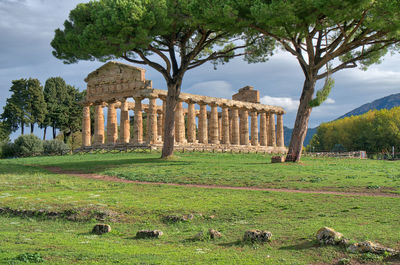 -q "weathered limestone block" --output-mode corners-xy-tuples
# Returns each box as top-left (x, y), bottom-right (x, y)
(209, 229), (222, 239)
(92, 224), (111, 235)
(347, 241), (398, 255)
(271, 156), (285, 163)
(136, 230), (163, 239)
(316, 227), (344, 245)
(163, 214), (194, 223)
(243, 230), (272, 242)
